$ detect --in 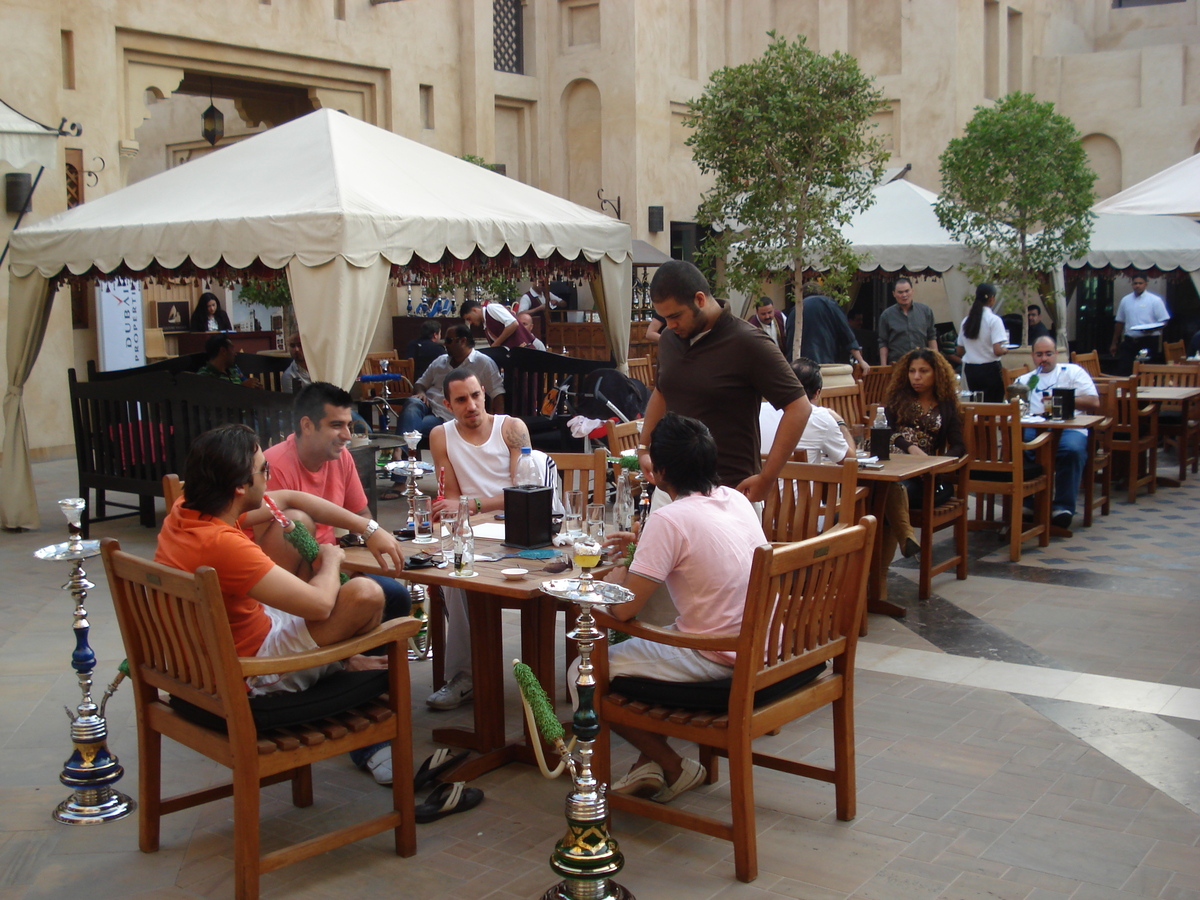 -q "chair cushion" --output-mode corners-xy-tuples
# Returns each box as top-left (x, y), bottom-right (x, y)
(169, 669), (390, 732)
(608, 661), (827, 712)
(970, 463), (1044, 483)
